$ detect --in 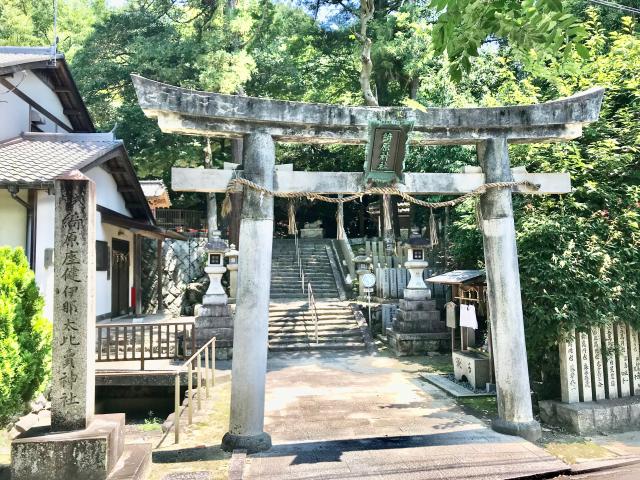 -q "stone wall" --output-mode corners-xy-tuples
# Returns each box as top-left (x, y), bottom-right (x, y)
(141, 237), (209, 316)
